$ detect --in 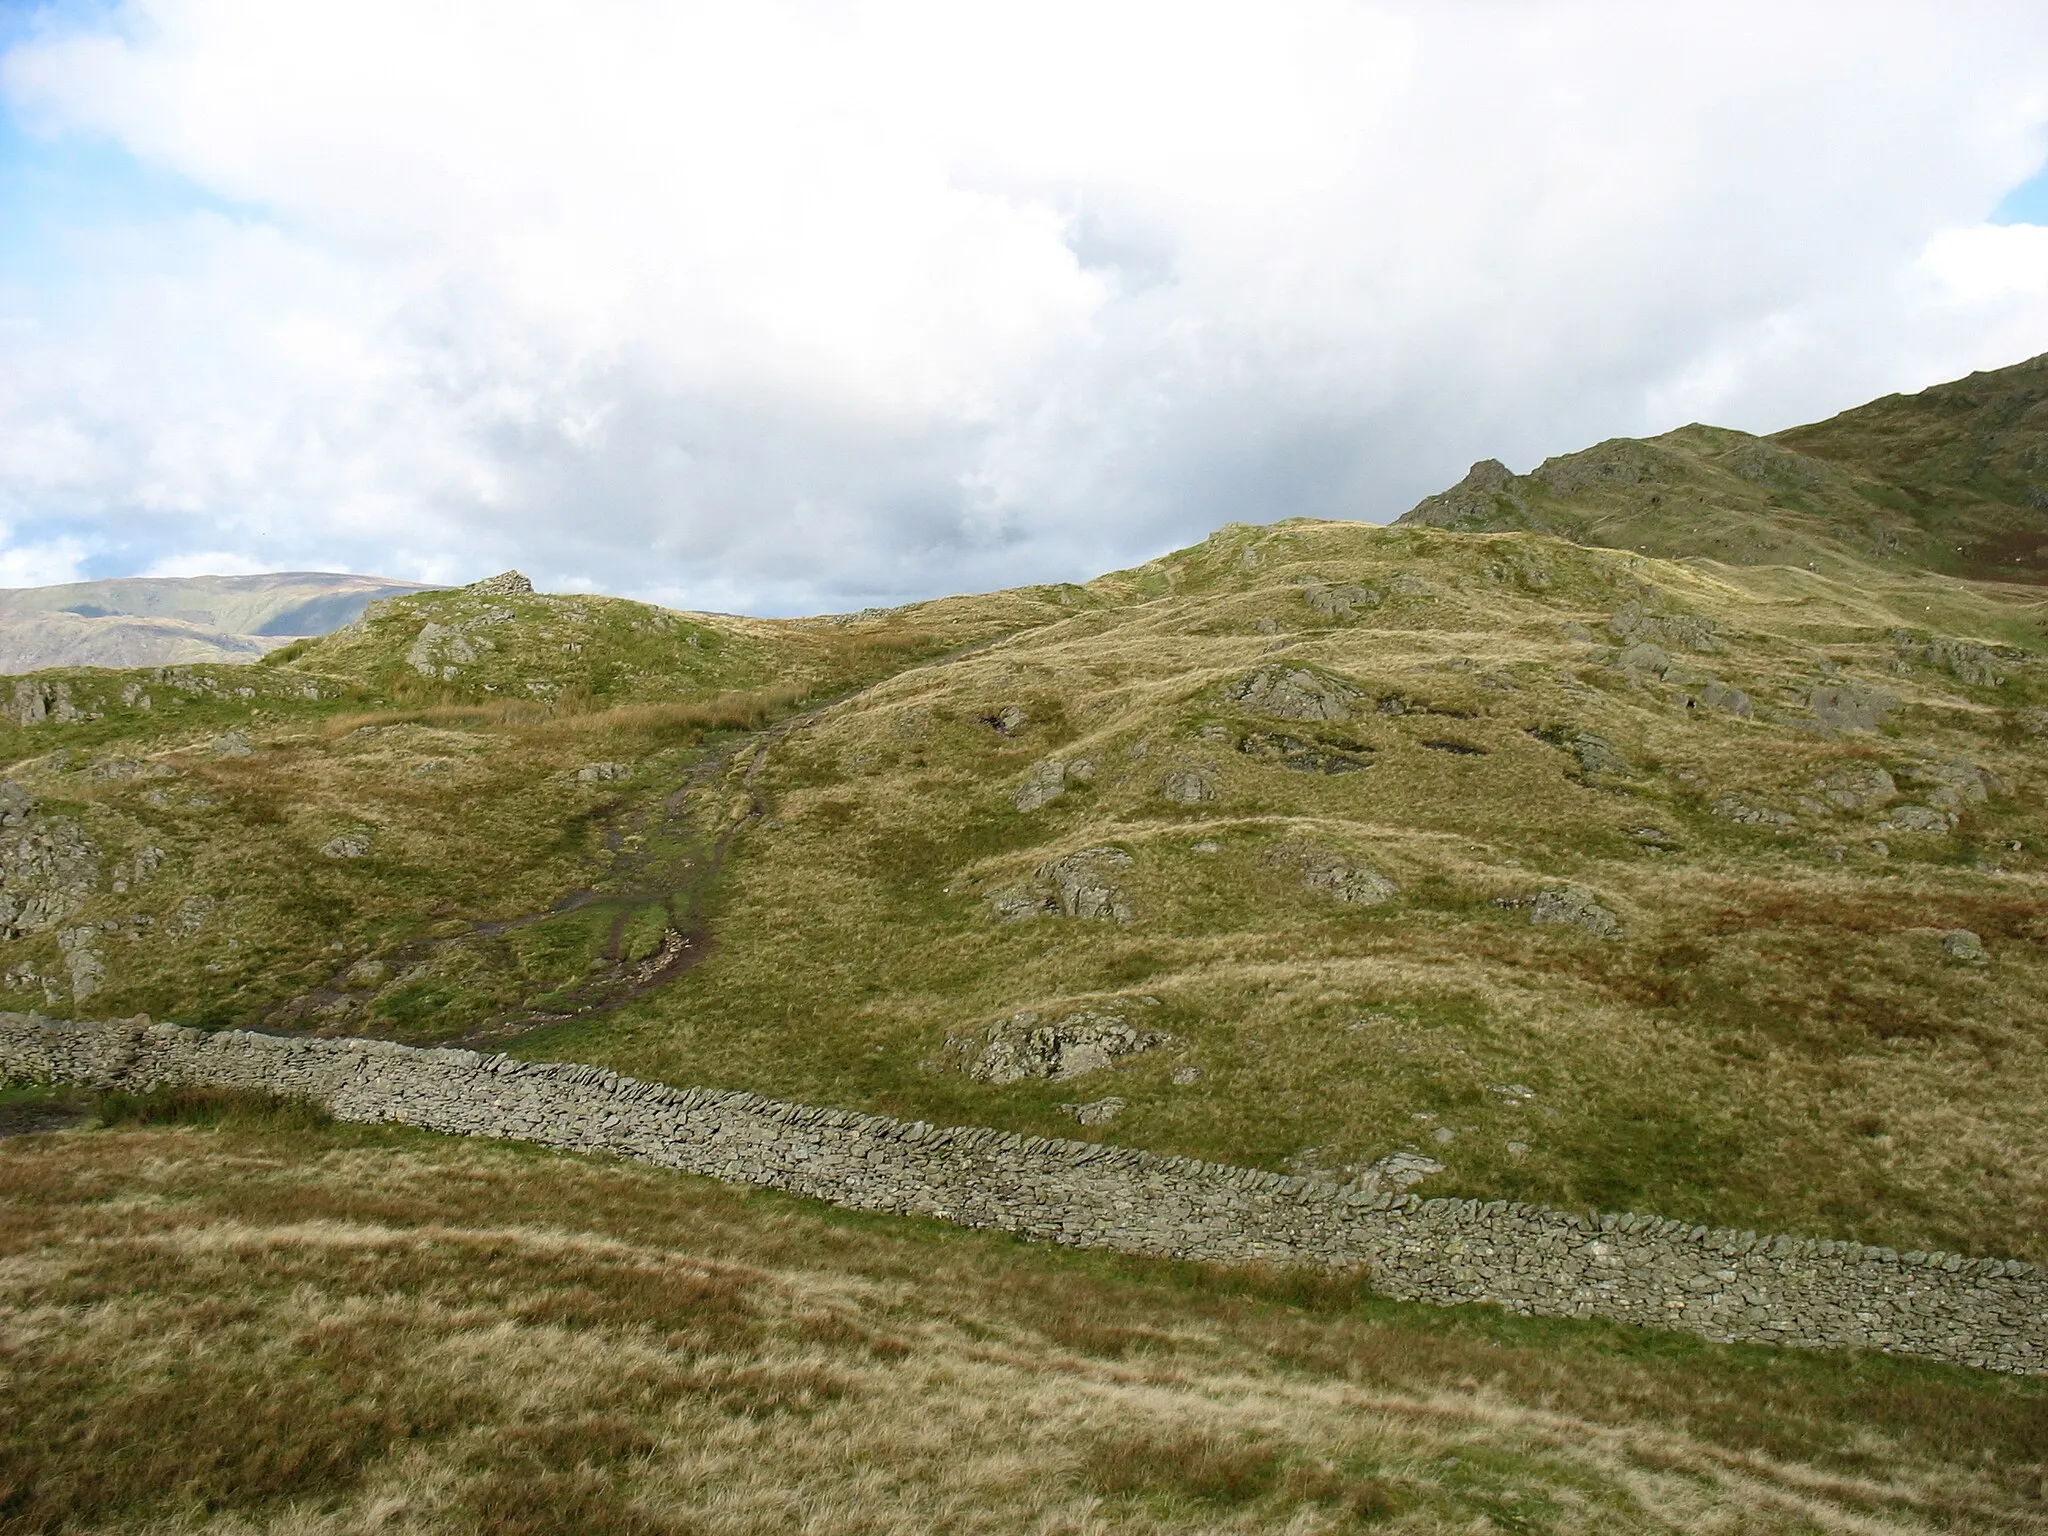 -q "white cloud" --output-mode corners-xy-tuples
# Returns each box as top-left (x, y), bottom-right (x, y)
(141, 549), (289, 578)
(3, 1), (2047, 611)
(0, 532), (89, 590)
